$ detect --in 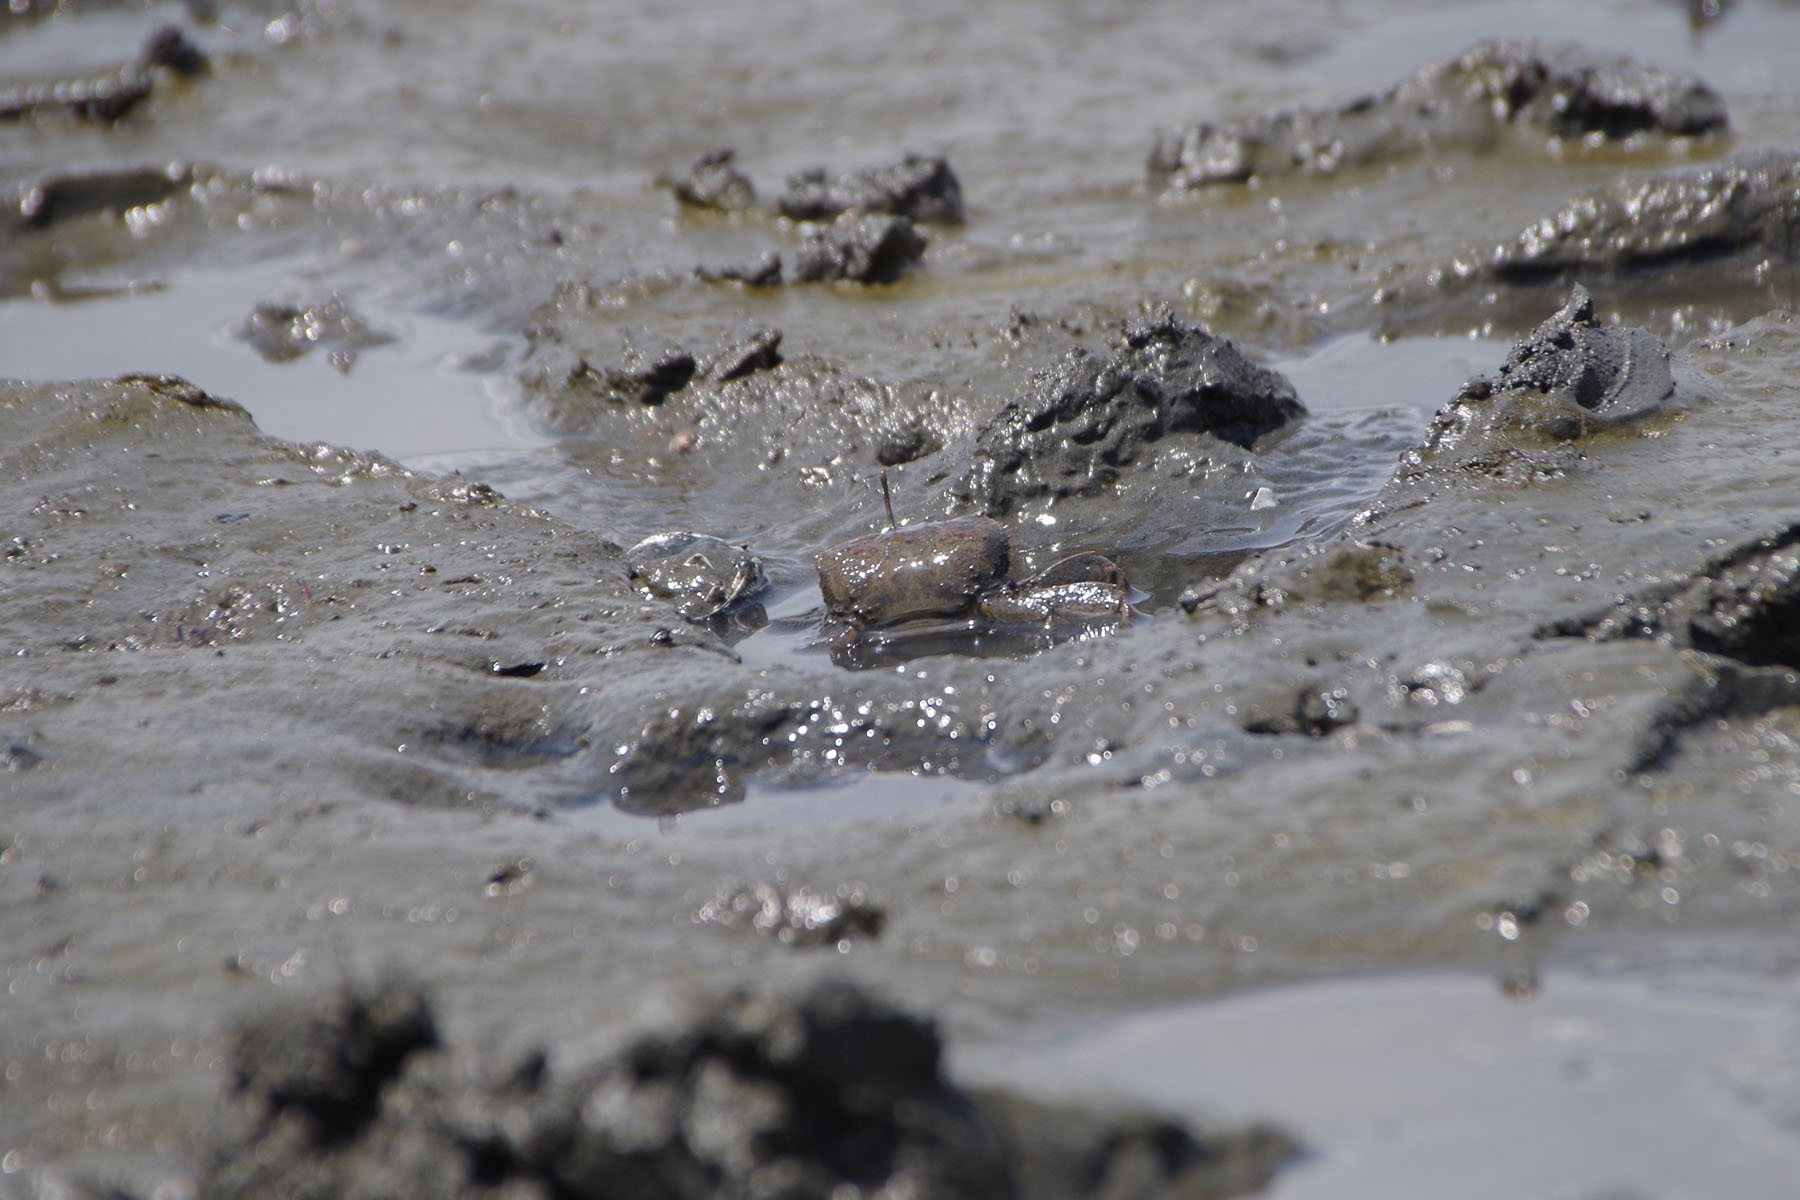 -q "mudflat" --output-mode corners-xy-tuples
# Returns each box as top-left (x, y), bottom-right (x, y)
(4, 3), (1800, 1197)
